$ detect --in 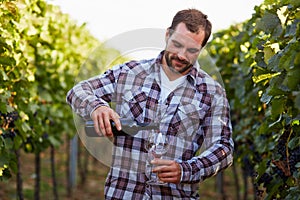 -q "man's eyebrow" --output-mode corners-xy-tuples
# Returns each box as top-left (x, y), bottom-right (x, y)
(171, 39), (201, 52)
(171, 39), (182, 45)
